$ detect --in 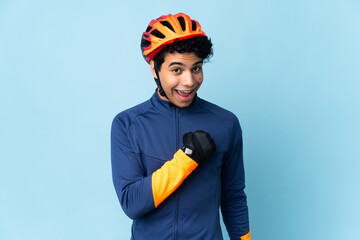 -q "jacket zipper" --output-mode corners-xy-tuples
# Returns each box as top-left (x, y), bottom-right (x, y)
(174, 107), (180, 240)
